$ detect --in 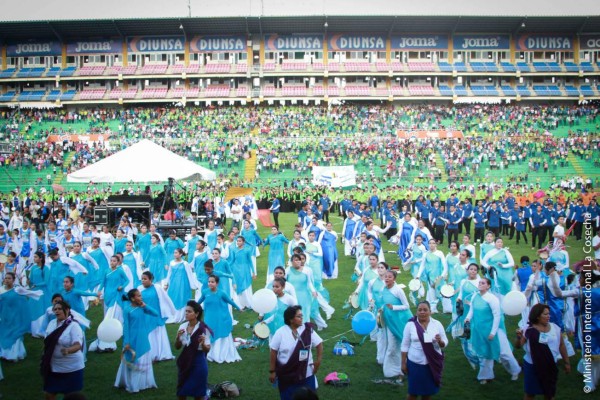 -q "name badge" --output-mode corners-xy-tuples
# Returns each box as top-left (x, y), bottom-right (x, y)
(423, 332), (433, 343)
(539, 332), (549, 345)
(299, 349), (309, 362)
